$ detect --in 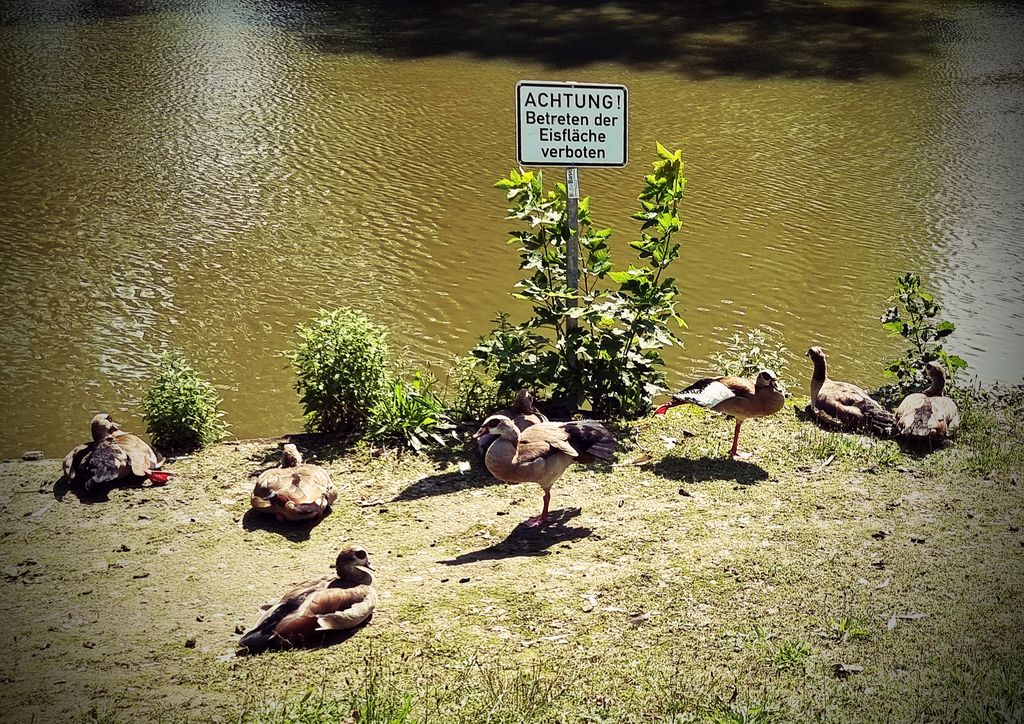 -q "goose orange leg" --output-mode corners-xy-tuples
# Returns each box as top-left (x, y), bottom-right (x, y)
(525, 490), (551, 528)
(729, 420), (751, 460)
